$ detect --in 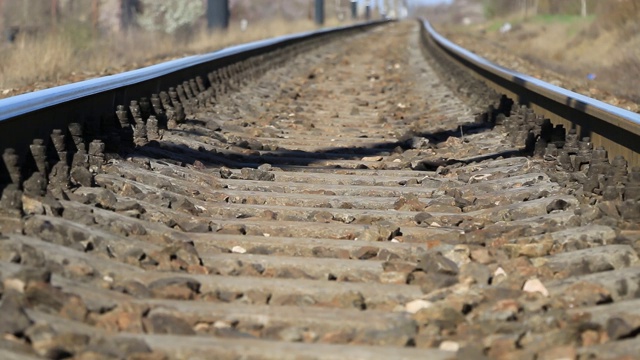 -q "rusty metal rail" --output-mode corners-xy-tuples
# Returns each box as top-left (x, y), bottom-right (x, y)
(420, 19), (640, 166)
